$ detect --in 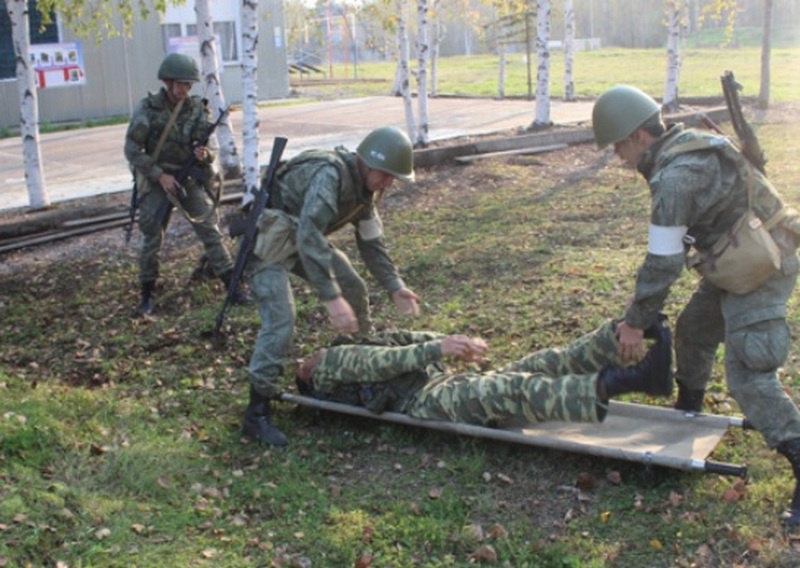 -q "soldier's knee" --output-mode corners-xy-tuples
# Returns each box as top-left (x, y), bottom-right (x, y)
(729, 319), (790, 372)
